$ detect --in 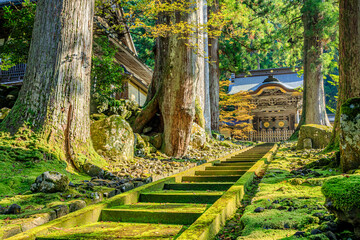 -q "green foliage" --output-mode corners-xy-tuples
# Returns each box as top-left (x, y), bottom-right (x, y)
(132, 28), (156, 69)
(219, 0), (304, 73)
(322, 175), (360, 212)
(0, 0), (36, 70)
(325, 73), (339, 113)
(91, 35), (125, 107)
